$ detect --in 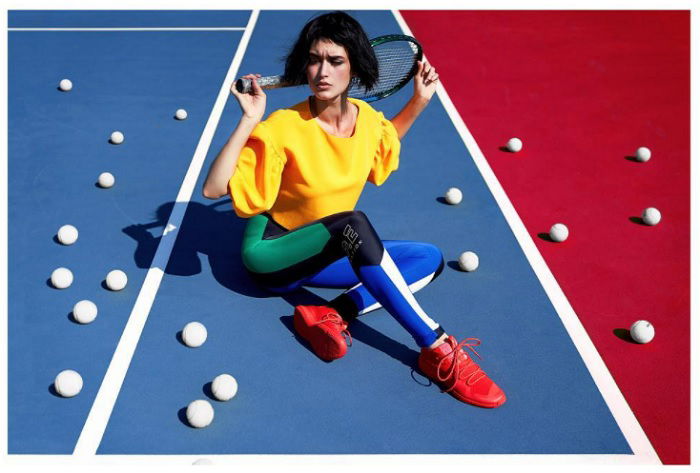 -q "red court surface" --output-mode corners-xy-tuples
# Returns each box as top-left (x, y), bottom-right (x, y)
(402, 10), (690, 464)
